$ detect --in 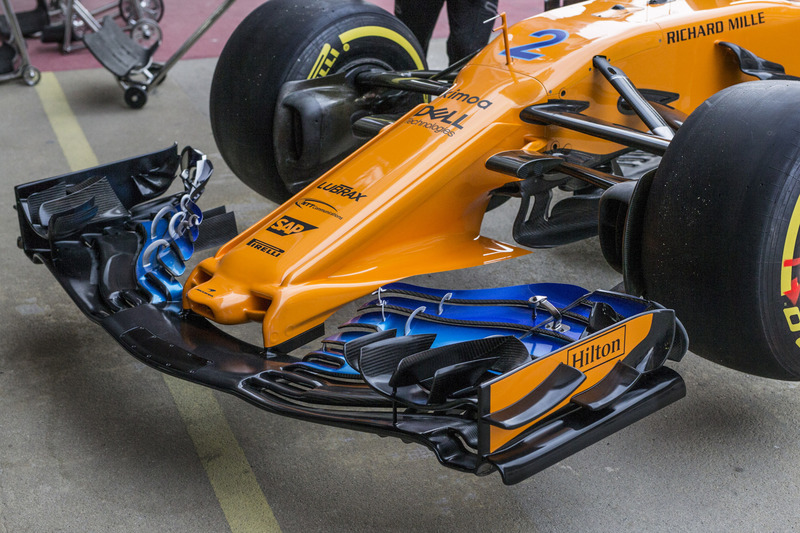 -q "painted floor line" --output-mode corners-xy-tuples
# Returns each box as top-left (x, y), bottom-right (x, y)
(34, 71), (281, 533)
(34, 72), (99, 170)
(164, 377), (281, 532)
